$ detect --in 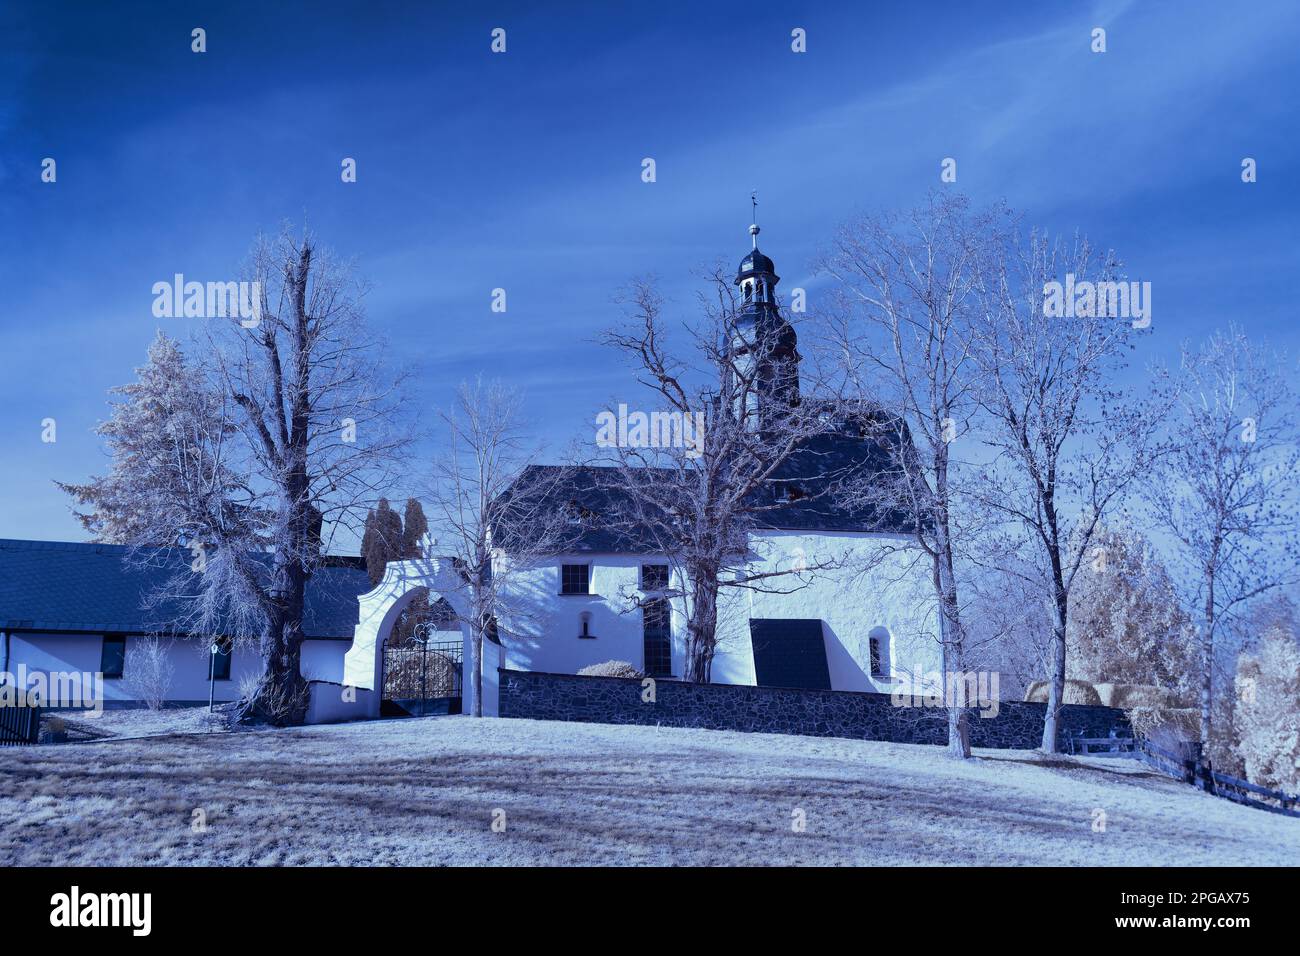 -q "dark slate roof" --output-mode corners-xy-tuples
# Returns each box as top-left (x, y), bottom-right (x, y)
(737, 248), (777, 280)
(761, 427), (915, 534)
(496, 465), (665, 554)
(0, 539), (371, 638)
(501, 425), (914, 555)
